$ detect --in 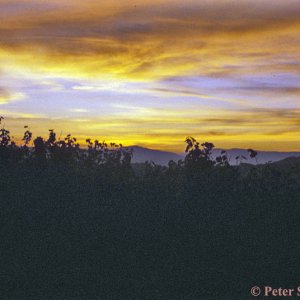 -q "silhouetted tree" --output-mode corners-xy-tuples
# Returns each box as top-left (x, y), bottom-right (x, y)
(0, 118), (298, 300)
